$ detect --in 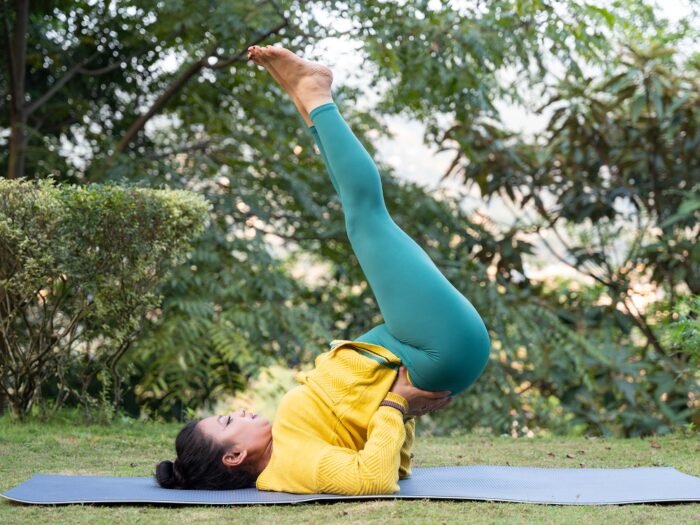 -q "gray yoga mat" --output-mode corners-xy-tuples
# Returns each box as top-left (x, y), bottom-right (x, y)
(3, 466), (700, 506)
